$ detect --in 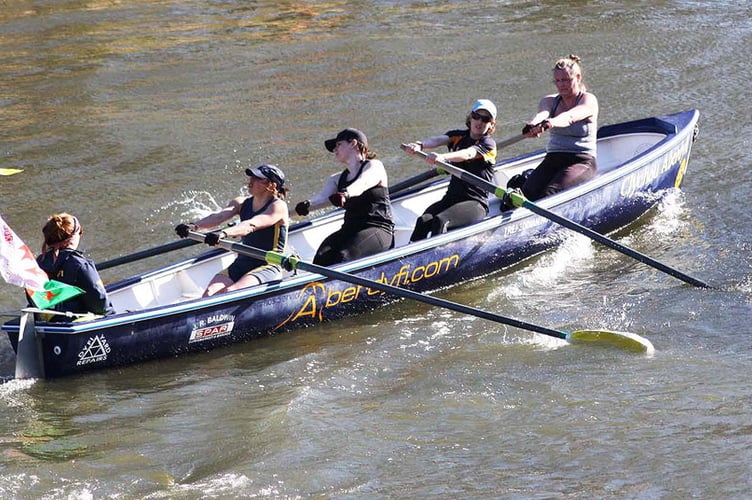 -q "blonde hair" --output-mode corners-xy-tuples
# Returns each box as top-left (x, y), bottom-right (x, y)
(553, 54), (587, 90)
(42, 213), (82, 249)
